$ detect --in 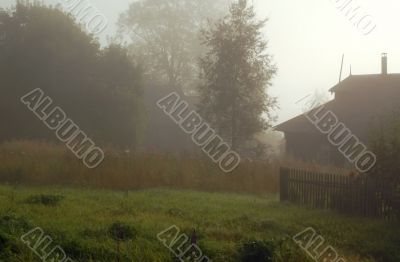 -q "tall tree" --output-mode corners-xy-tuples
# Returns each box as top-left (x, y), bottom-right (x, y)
(0, 2), (144, 148)
(117, 0), (228, 91)
(198, 0), (277, 152)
